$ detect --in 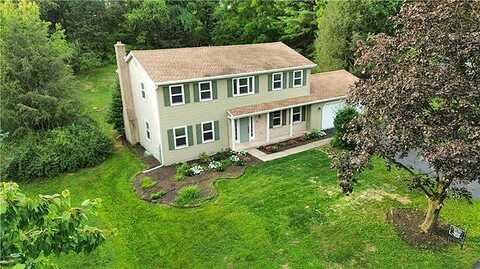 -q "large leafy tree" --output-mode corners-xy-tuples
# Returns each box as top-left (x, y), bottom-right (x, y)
(333, 0), (480, 233)
(0, 182), (109, 268)
(0, 0), (78, 135)
(314, 0), (401, 73)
